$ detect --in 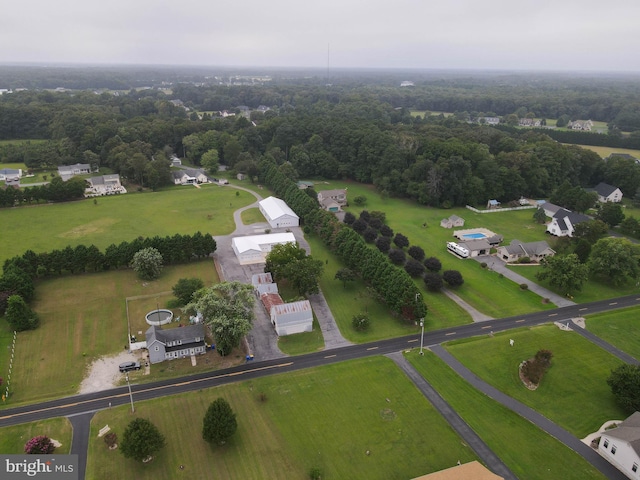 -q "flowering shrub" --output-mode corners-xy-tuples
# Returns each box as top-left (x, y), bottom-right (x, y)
(24, 436), (55, 454)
